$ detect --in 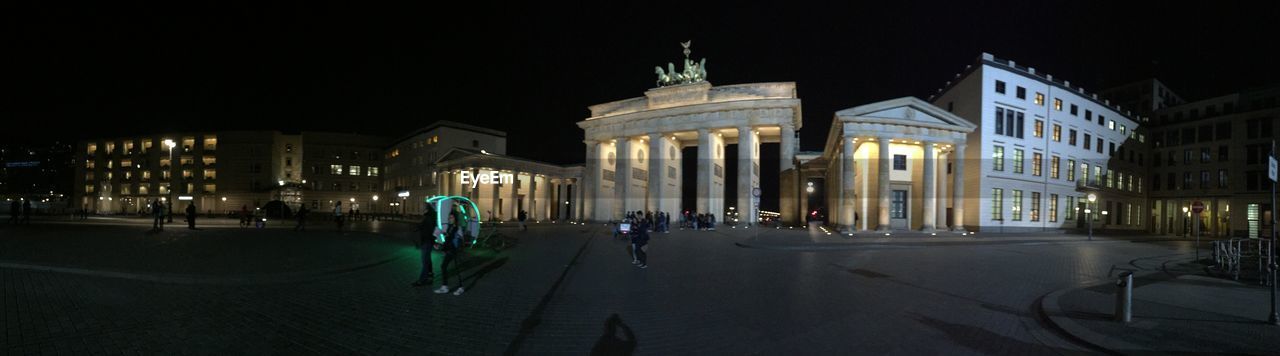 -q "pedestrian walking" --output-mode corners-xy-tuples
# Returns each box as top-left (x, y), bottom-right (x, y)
(334, 201), (345, 231)
(631, 220), (649, 269)
(185, 202), (197, 230)
(518, 210), (528, 231)
(294, 204), (308, 231)
(435, 210), (466, 296)
(8, 199), (18, 224)
(20, 199), (32, 224)
(412, 203), (438, 287)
